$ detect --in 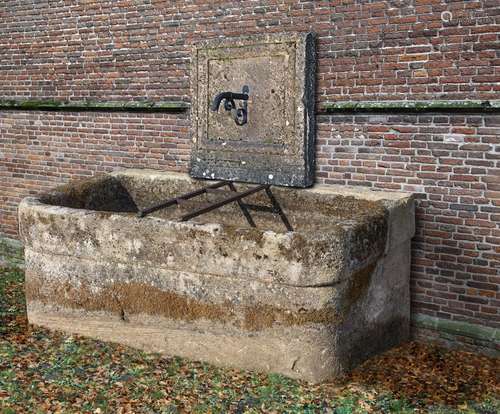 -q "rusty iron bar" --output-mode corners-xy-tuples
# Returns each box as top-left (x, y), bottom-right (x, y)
(227, 181), (256, 228)
(180, 184), (269, 222)
(264, 186), (293, 232)
(137, 180), (229, 218)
